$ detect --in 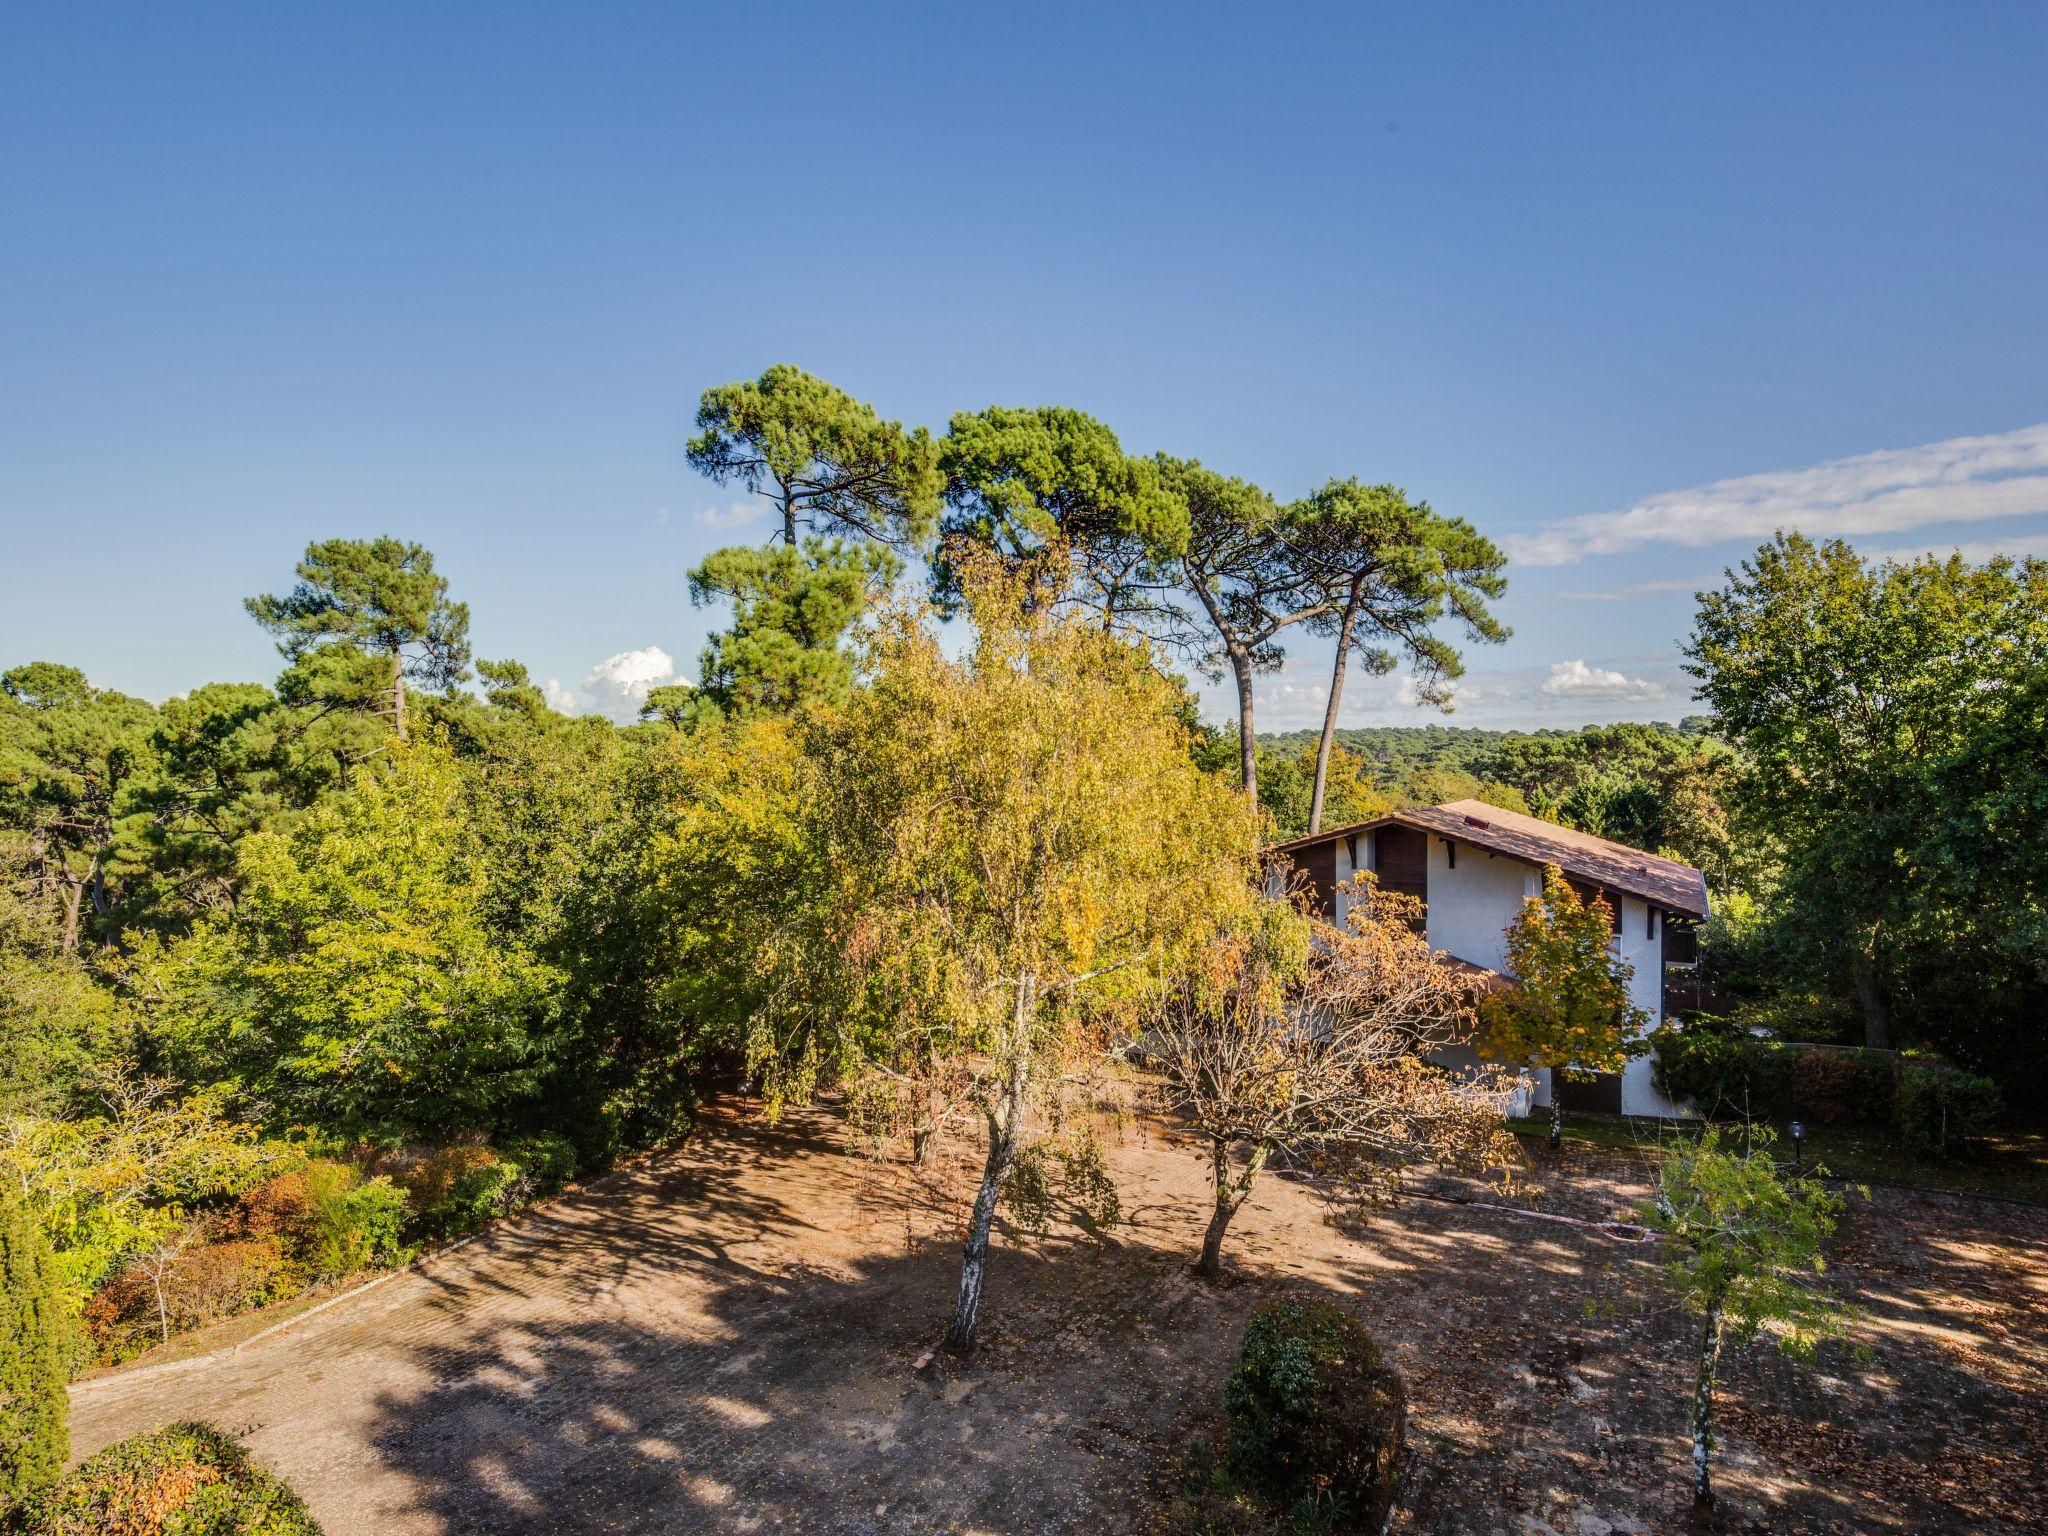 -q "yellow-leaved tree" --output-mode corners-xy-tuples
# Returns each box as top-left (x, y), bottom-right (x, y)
(1479, 865), (1646, 1148)
(752, 542), (1260, 1353)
